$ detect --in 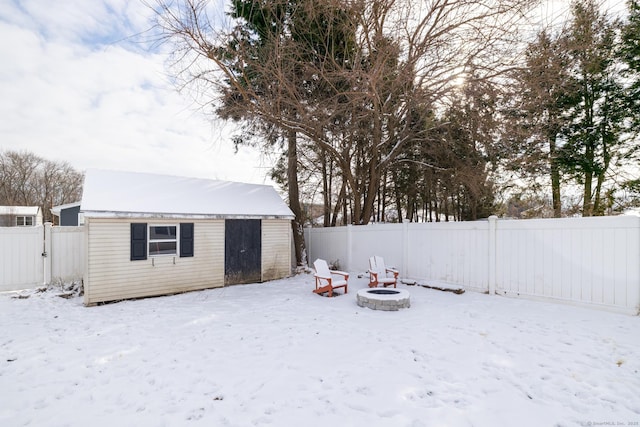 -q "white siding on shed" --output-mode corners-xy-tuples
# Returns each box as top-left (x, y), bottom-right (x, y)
(84, 218), (224, 305)
(261, 220), (292, 281)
